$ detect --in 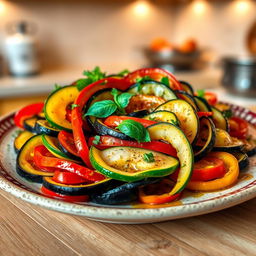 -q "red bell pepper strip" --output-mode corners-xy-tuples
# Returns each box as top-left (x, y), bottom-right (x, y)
(138, 179), (181, 205)
(71, 77), (130, 168)
(104, 116), (156, 128)
(34, 145), (105, 182)
(229, 117), (249, 139)
(88, 135), (177, 157)
(197, 112), (213, 118)
(58, 130), (80, 157)
(125, 68), (182, 90)
(52, 170), (87, 185)
(14, 102), (44, 128)
(41, 186), (89, 202)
